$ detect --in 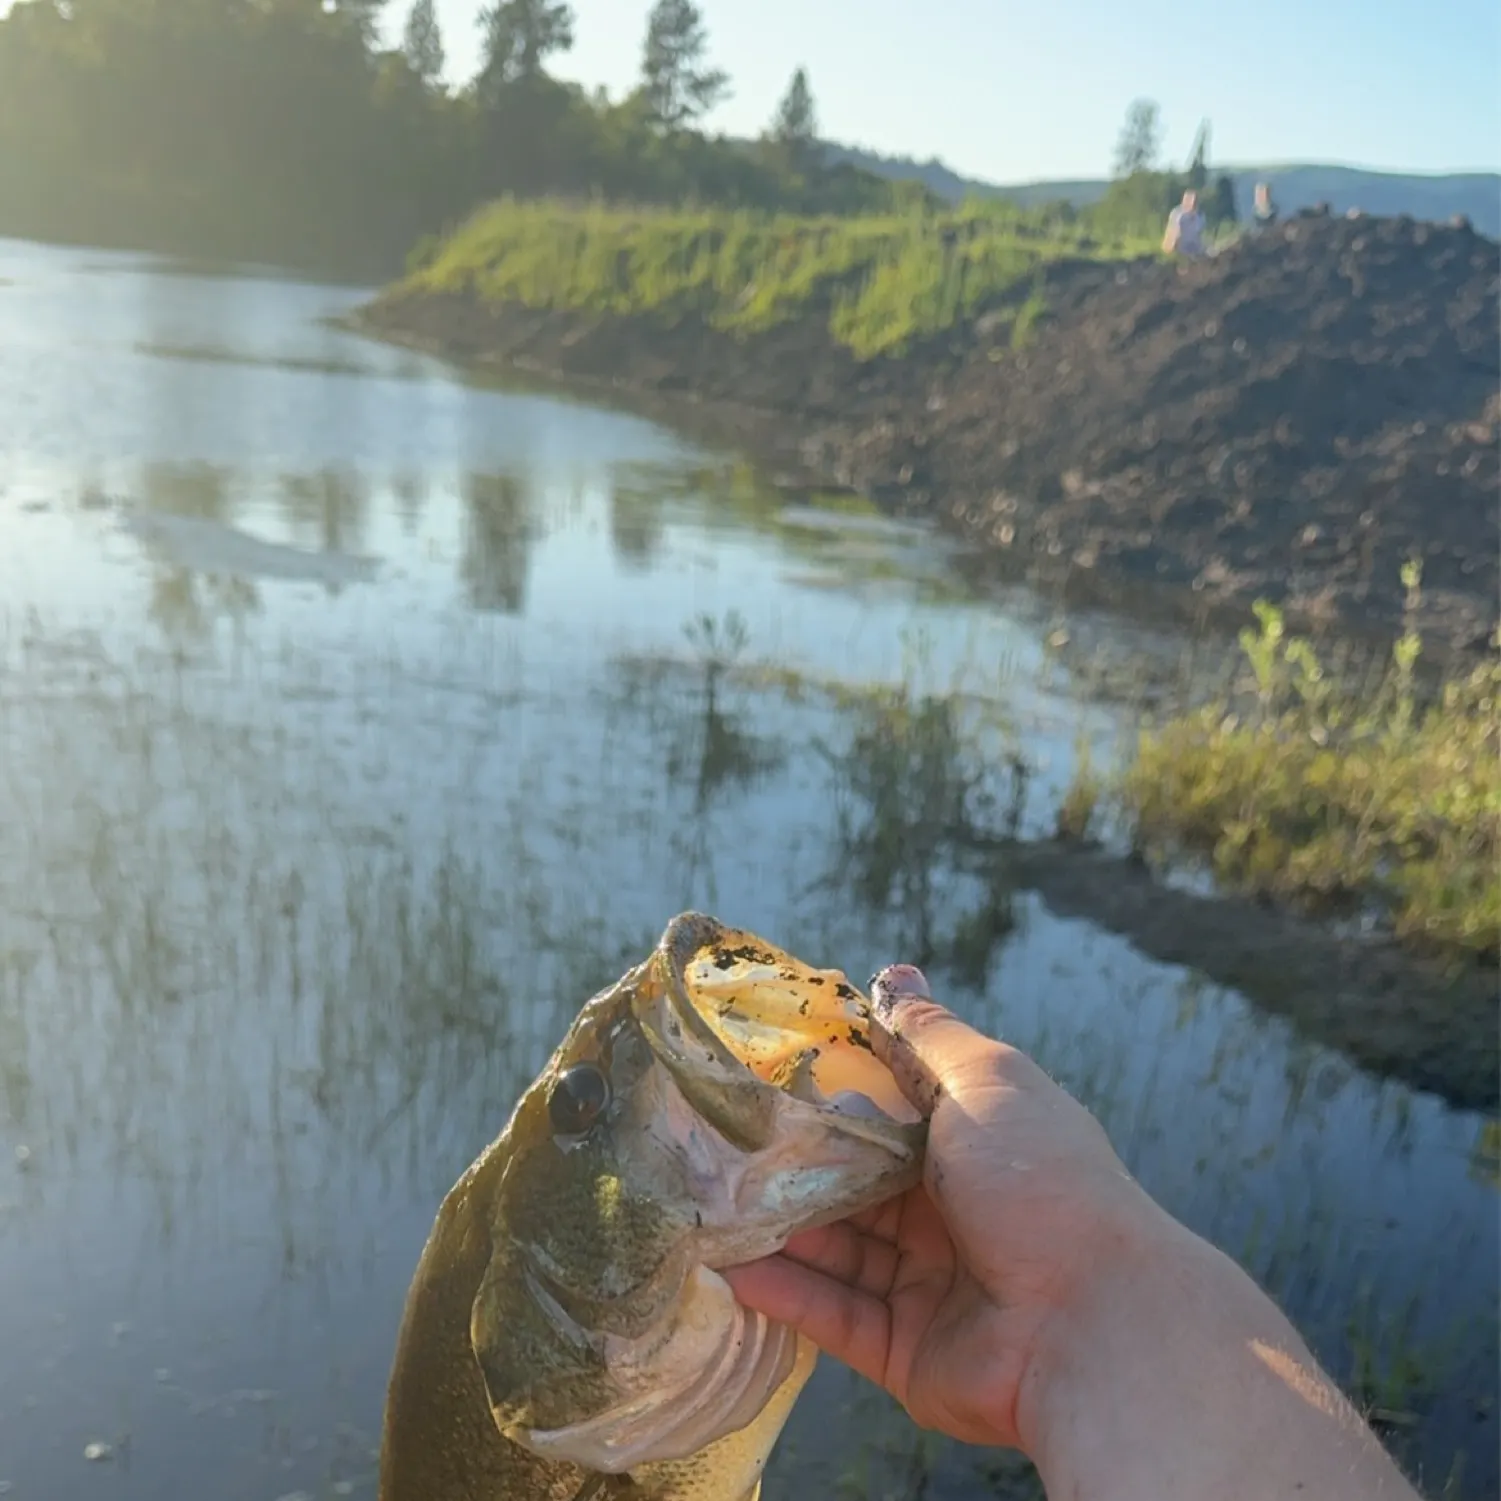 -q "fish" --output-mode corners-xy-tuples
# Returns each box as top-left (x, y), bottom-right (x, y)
(379, 911), (928, 1501)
